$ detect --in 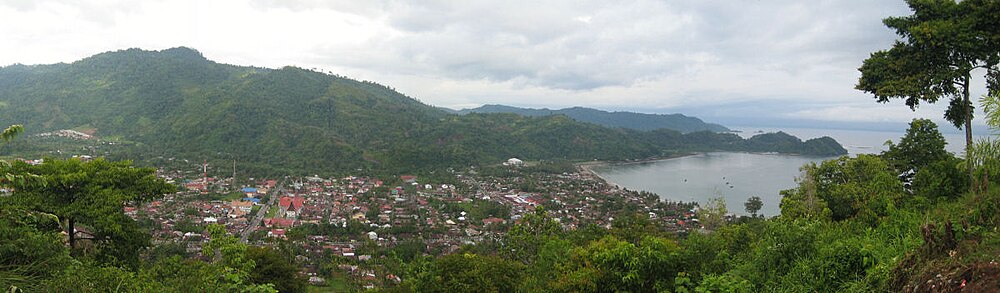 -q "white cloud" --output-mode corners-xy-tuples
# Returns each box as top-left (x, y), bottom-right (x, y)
(2, 0), (987, 127)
